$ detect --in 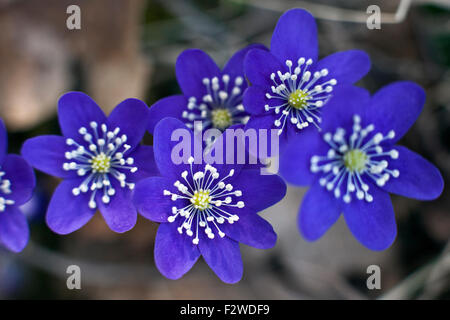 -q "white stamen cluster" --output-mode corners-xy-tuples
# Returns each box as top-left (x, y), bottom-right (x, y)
(0, 171), (14, 211)
(63, 121), (138, 209)
(182, 75), (249, 131)
(265, 58), (337, 135)
(310, 115), (400, 203)
(163, 157), (244, 245)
